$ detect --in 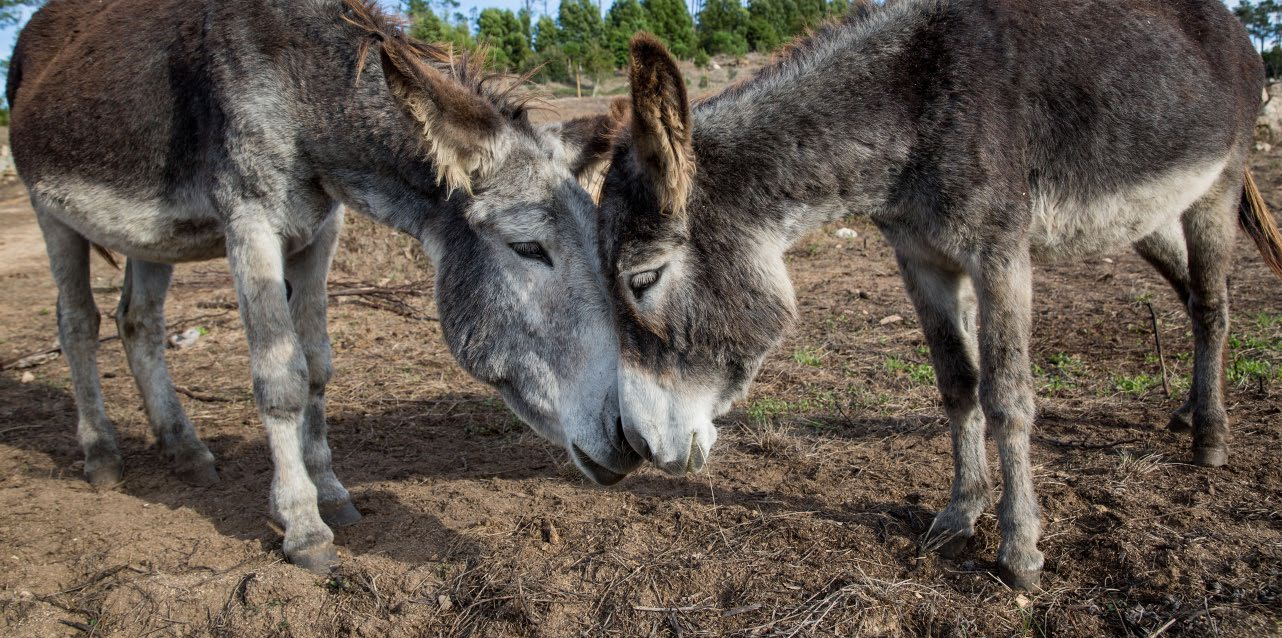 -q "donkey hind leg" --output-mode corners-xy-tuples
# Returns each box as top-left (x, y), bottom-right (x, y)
(896, 251), (991, 559)
(116, 259), (219, 485)
(35, 212), (122, 486)
(285, 209), (358, 527)
(975, 249), (1043, 591)
(227, 217), (335, 572)
(1134, 224), (1195, 433)
(1180, 180), (1241, 467)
